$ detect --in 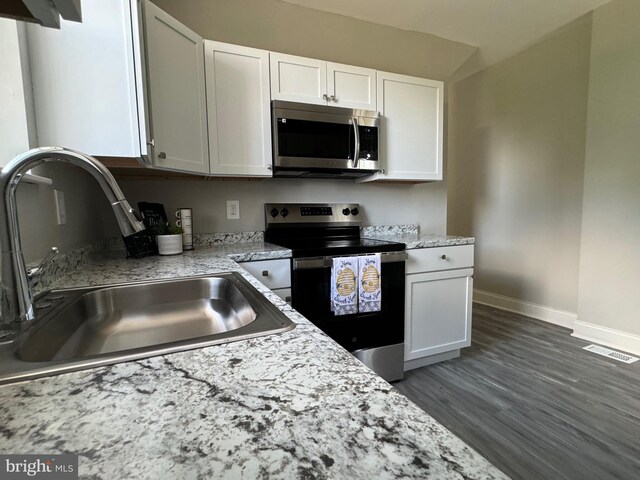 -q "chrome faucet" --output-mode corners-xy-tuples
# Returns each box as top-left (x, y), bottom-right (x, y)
(0, 147), (145, 332)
